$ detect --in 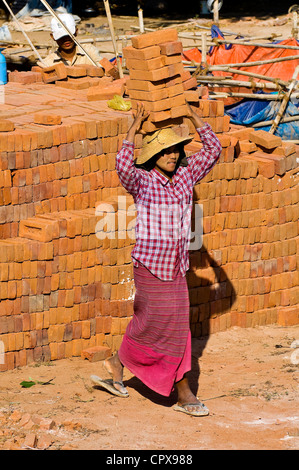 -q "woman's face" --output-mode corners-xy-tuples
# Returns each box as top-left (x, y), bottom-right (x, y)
(155, 145), (180, 178)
